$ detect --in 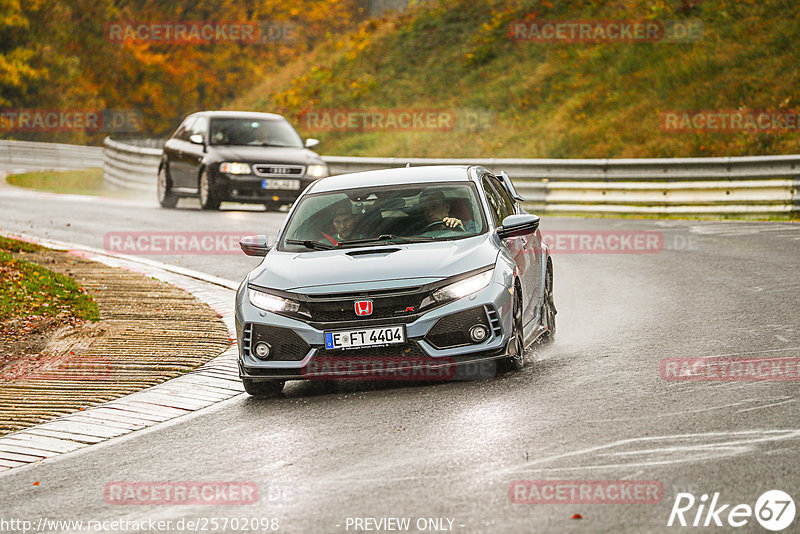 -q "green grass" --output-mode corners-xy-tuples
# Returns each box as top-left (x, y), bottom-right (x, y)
(5, 168), (136, 198)
(0, 236), (41, 253)
(0, 239), (99, 322)
(232, 0), (800, 159)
